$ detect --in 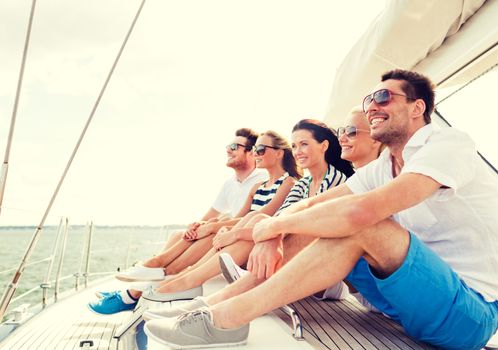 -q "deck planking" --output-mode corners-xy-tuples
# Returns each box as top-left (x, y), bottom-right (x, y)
(275, 295), (436, 350)
(2, 275), (443, 350)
